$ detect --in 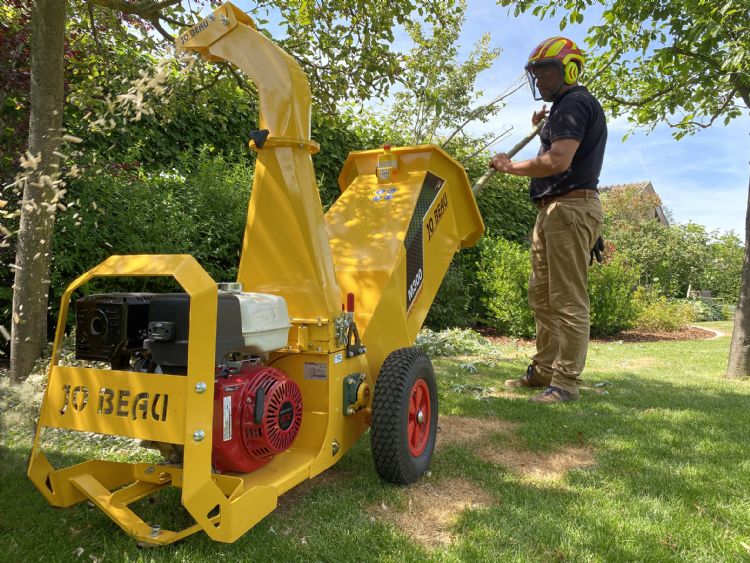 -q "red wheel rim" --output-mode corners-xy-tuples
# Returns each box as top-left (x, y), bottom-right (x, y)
(407, 379), (431, 457)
